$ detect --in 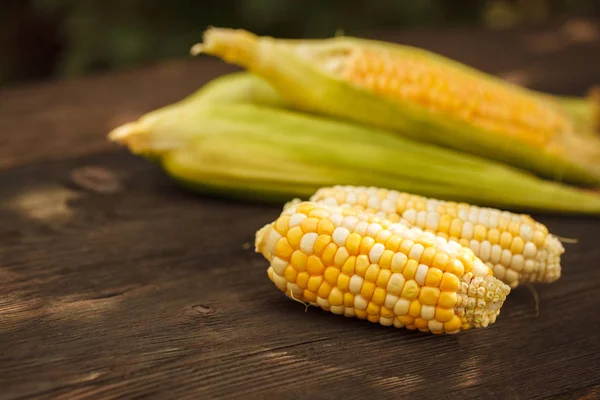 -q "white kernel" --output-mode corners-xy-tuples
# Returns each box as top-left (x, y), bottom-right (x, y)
(367, 223), (383, 237)
(520, 224), (534, 242)
(458, 208), (469, 220)
(462, 222), (474, 240)
(289, 213), (307, 228)
(330, 212), (343, 226)
(473, 259), (489, 277)
(468, 209), (479, 224)
(317, 297), (330, 308)
(341, 216), (359, 231)
(511, 254), (525, 272)
(402, 209), (418, 225)
(272, 272), (288, 290)
(354, 221), (369, 236)
(267, 229), (283, 254)
(287, 283), (303, 296)
(524, 259), (536, 273)
(367, 196), (381, 209)
(523, 242), (537, 259)
(478, 210), (490, 226)
(504, 269), (519, 286)
(387, 273), (406, 296)
(349, 275), (364, 294)
(379, 317), (394, 326)
(469, 239), (480, 255)
(409, 243), (425, 262)
(488, 213), (499, 229)
(332, 227), (350, 246)
(428, 319), (444, 332)
(271, 257), (288, 276)
(296, 231), (317, 253)
(391, 253), (408, 273)
(345, 192), (358, 204)
(421, 305), (435, 320)
(415, 264), (429, 286)
(416, 211), (427, 228)
(369, 243), (385, 263)
(344, 308), (356, 317)
(381, 199), (396, 213)
(354, 295), (368, 310)
(394, 298), (410, 316)
(479, 240), (492, 262)
(425, 212), (441, 231)
(384, 294), (399, 309)
(322, 197), (338, 206)
(376, 230), (392, 243)
(490, 244), (502, 264)
(393, 318), (404, 328)
(330, 305), (345, 315)
(501, 249), (512, 267)
(356, 212), (370, 222)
